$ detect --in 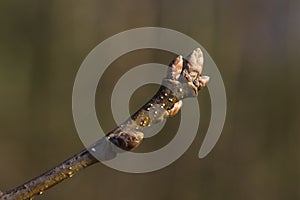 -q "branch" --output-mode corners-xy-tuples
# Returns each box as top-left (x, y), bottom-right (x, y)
(0, 48), (209, 200)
